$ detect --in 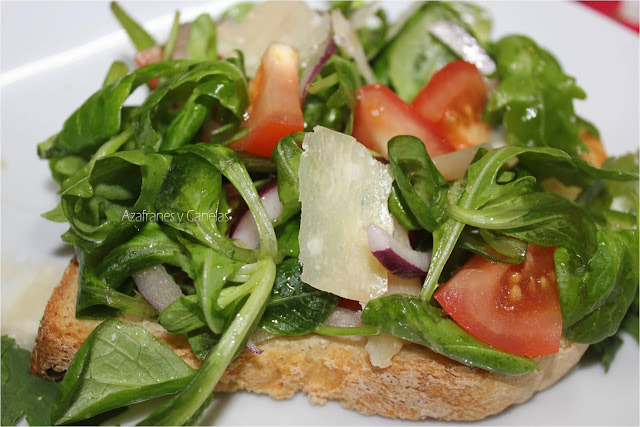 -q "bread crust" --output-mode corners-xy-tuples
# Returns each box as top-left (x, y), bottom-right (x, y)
(30, 259), (588, 421)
